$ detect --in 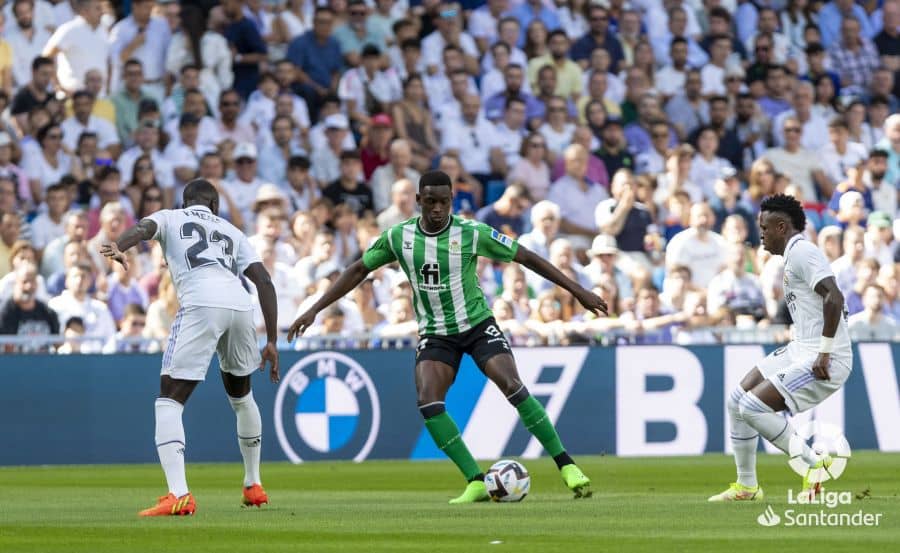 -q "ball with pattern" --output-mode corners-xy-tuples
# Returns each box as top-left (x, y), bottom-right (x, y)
(485, 460), (530, 502)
